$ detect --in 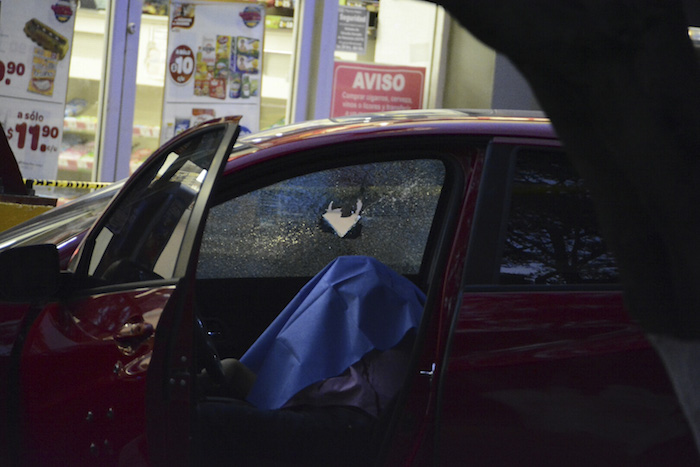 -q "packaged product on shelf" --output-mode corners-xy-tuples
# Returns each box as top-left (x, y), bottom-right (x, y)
(235, 37), (260, 74)
(194, 78), (210, 97)
(216, 35), (231, 57)
(23, 18), (69, 60)
(241, 74), (250, 99)
(229, 40), (237, 78)
(59, 141), (95, 174)
(229, 72), (242, 99)
(191, 108), (215, 126)
(201, 36), (216, 68)
(28, 47), (58, 96)
(235, 55), (259, 74)
(174, 118), (190, 135)
(194, 47), (211, 97)
(171, 4), (195, 29)
(251, 77), (259, 97)
(64, 98), (87, 117)
(215, 58), (229, 79)
(130, 148), (154, 175)
(236, 36), (260, 58)
(209, 78), (226, 99)
(195, 48), (208, 79)
(215, 35), (231, 78)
